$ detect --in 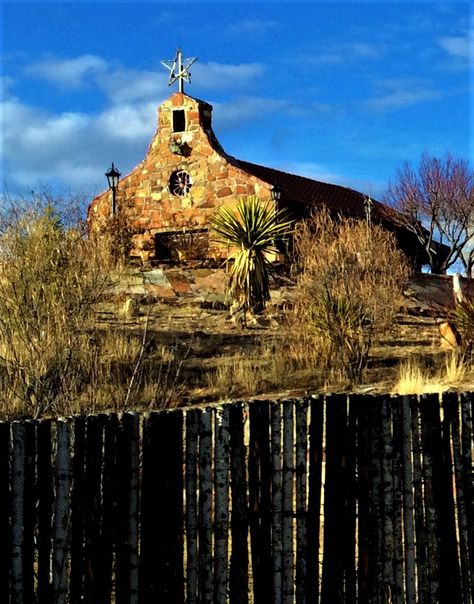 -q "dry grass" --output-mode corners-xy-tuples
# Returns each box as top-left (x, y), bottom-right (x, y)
(75, 325), (189, 414)
(204, 332), (335, 402)
(208, 354), (263, 398)
(392, 360), (436, 395)
(392, 351), (471, 395)
(443, 351), (467, 384)
(1, 243), (473, 420)
(4, 200), (474, 420)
